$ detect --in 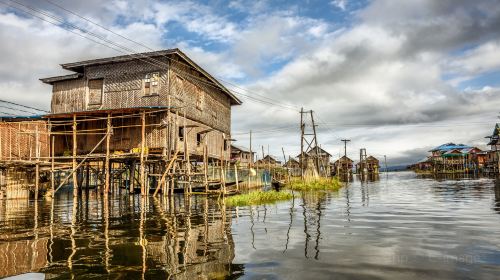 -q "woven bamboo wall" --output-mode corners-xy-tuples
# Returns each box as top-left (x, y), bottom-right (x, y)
(50, 54), (233, 135)
(0, 121), (50, 161)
